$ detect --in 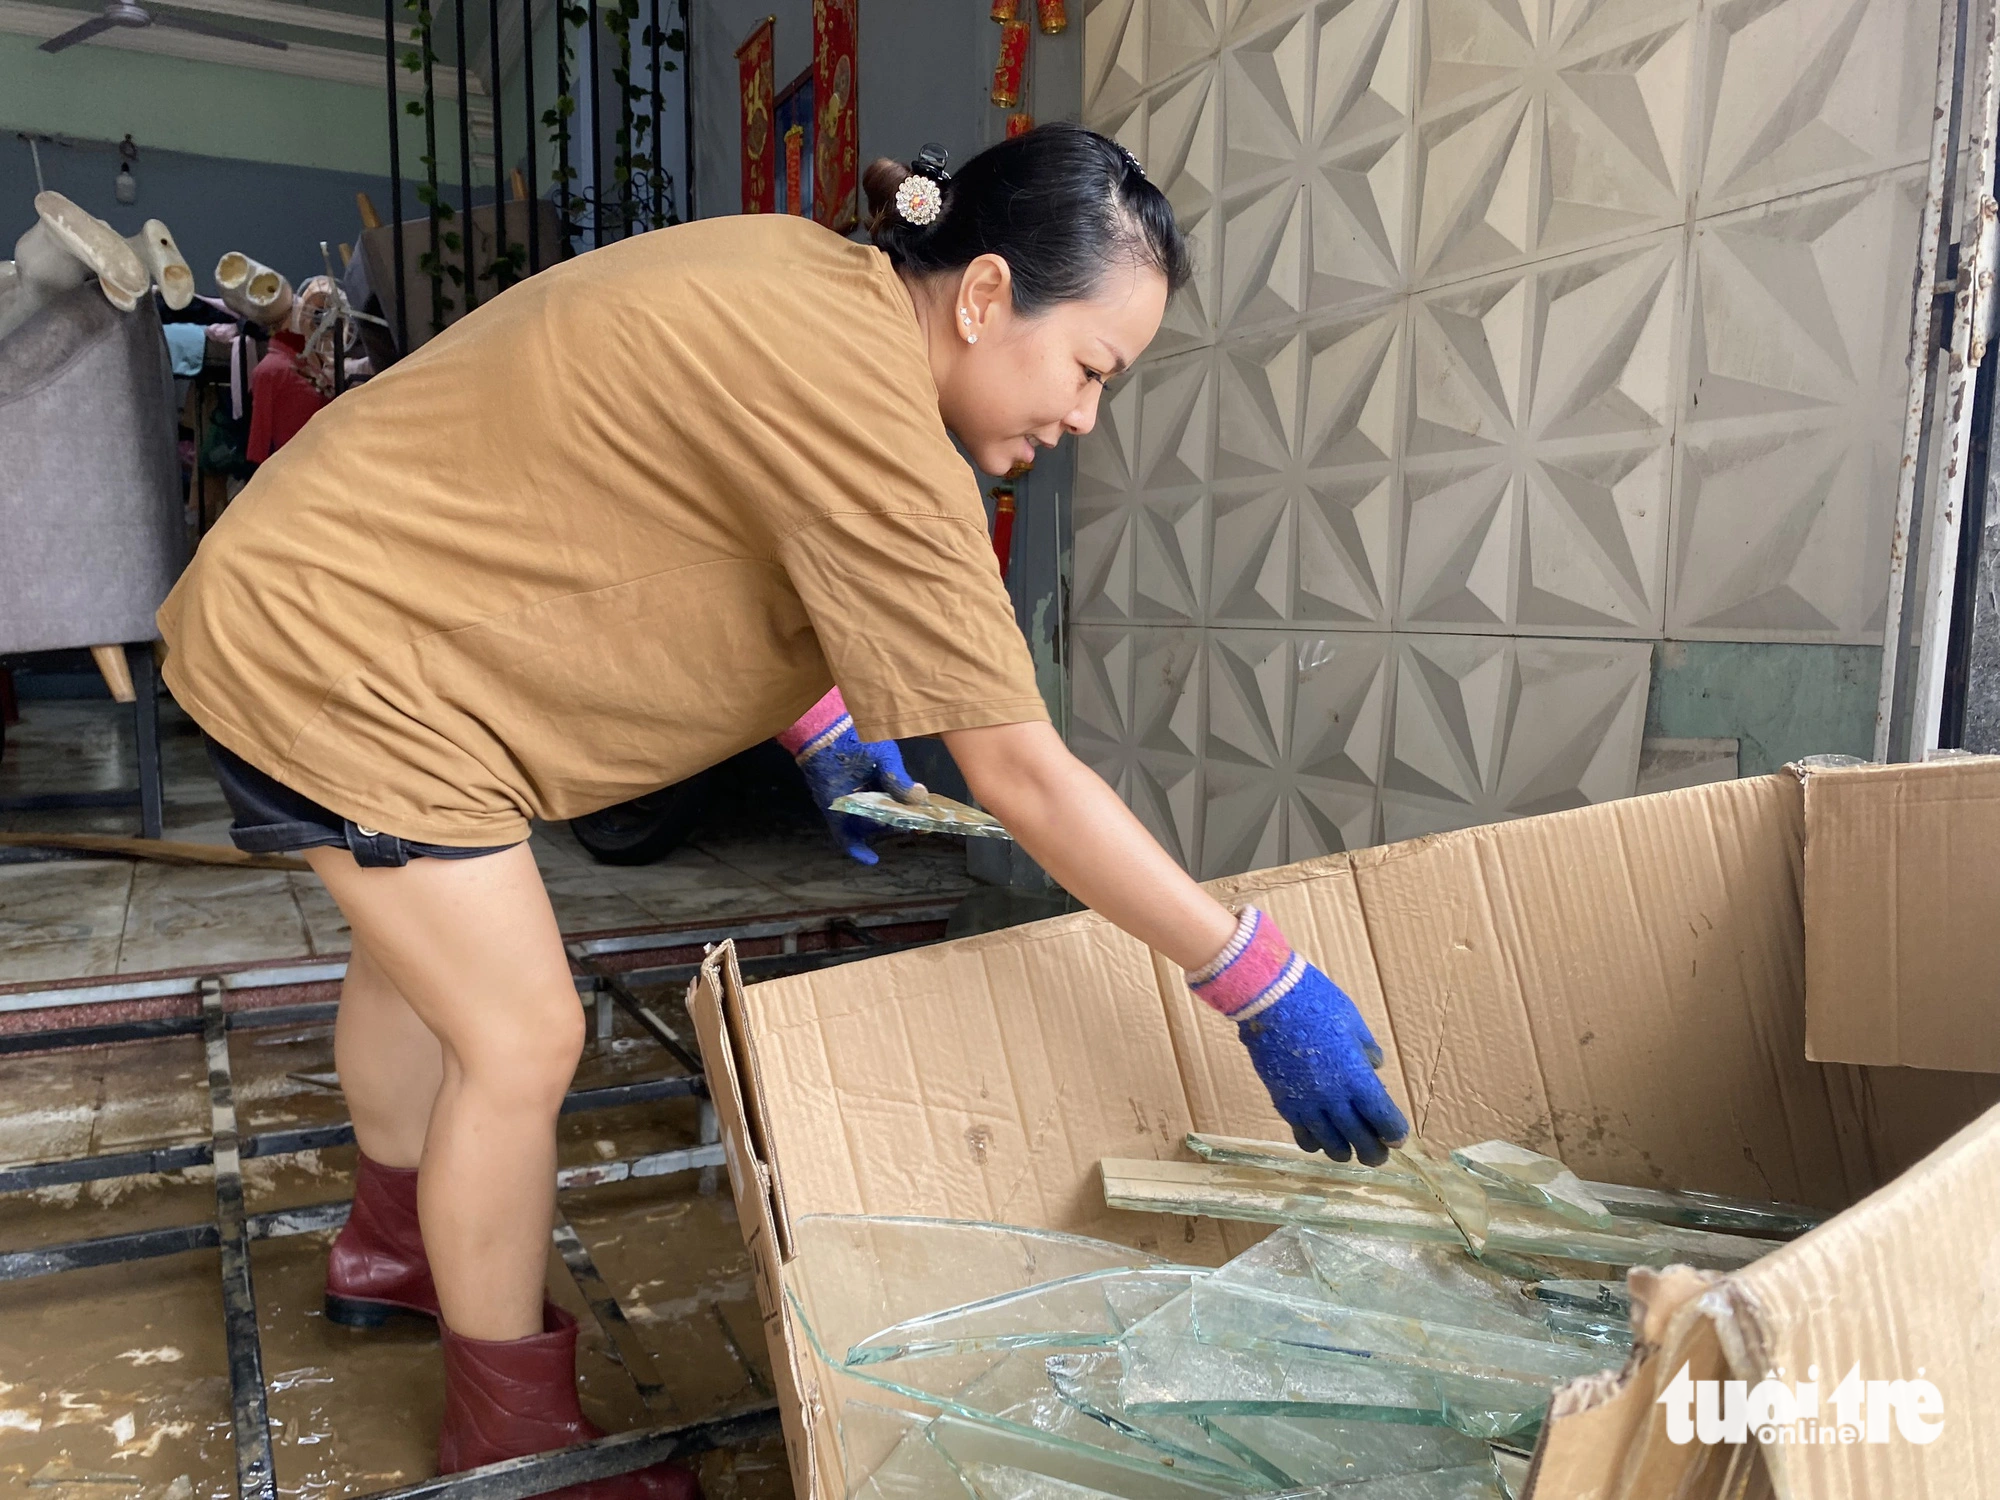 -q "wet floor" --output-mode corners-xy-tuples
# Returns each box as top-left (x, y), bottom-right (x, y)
(0, 988), (792, 1500)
